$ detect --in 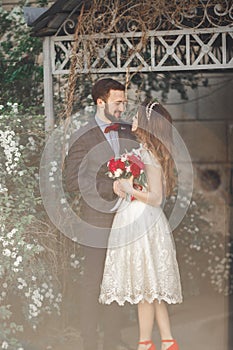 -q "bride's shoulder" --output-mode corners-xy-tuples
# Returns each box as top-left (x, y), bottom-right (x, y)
(140, 144), (161, 168)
